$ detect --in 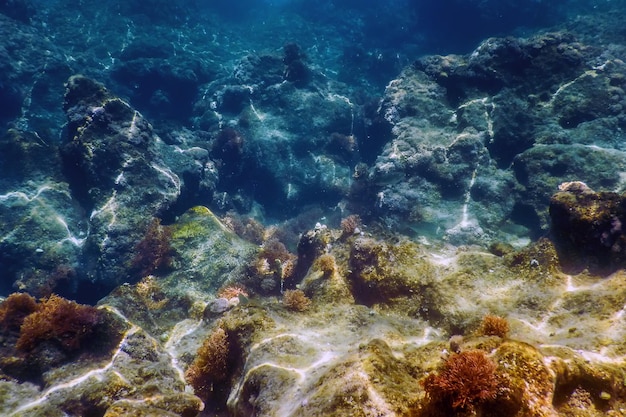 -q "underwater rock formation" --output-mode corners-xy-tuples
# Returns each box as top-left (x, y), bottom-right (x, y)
(0, 77), (219, 299)
(367, 31), (626, 244)
(61, 75), (181, 292)
(192, 46), (356, 216)
(0, 129), (84, 296)
(1, 216), (625, 416)
(1, 2), (626, 416)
